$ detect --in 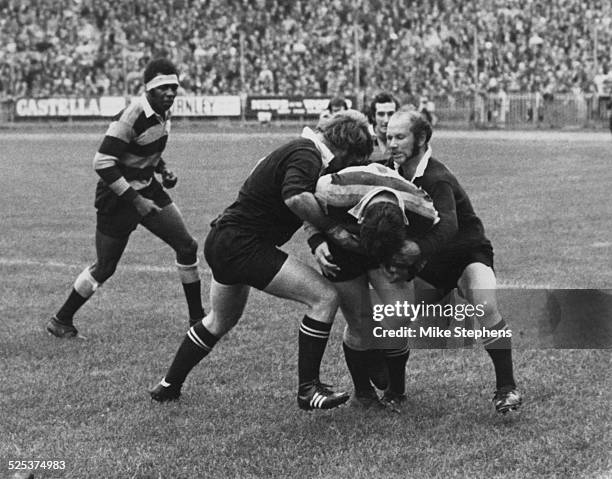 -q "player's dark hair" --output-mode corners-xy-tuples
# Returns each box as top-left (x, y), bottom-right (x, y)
(144, 58), (179, 84)
(327, 97), (348, 112)
(359, 202), (406, 266)
(319, 111), (373, 161)
(367, 92), (400, 125)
